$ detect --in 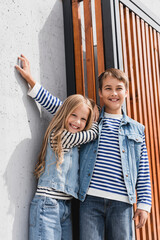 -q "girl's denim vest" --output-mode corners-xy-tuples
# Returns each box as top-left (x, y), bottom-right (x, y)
(38, 140), (79, 199)
(79, 108), (145, 204)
